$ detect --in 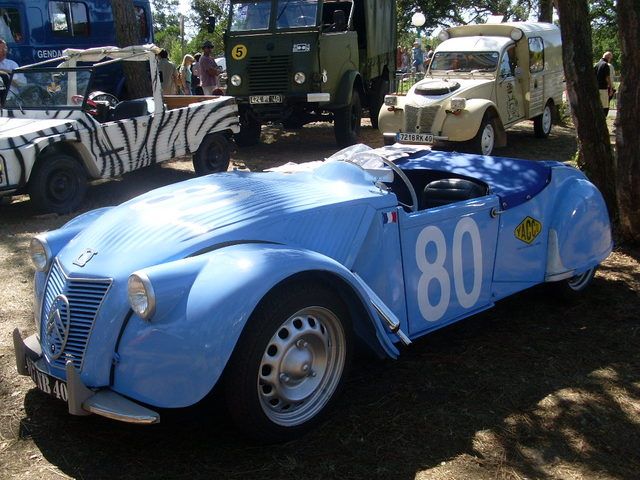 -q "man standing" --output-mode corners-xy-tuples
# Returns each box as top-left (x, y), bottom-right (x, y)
(594, 51), (613, 116)
(199, 40), (219, 95)
(0, 38), (18, 71)
(158, 49), (179, 95)
(412, 41), (424, 73)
